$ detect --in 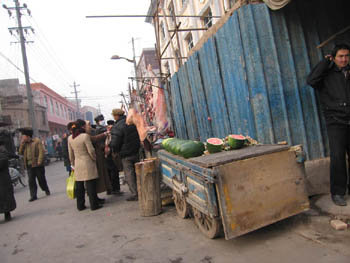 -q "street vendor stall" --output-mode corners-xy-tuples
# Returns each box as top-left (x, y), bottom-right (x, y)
(158, 144), (309, 239)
